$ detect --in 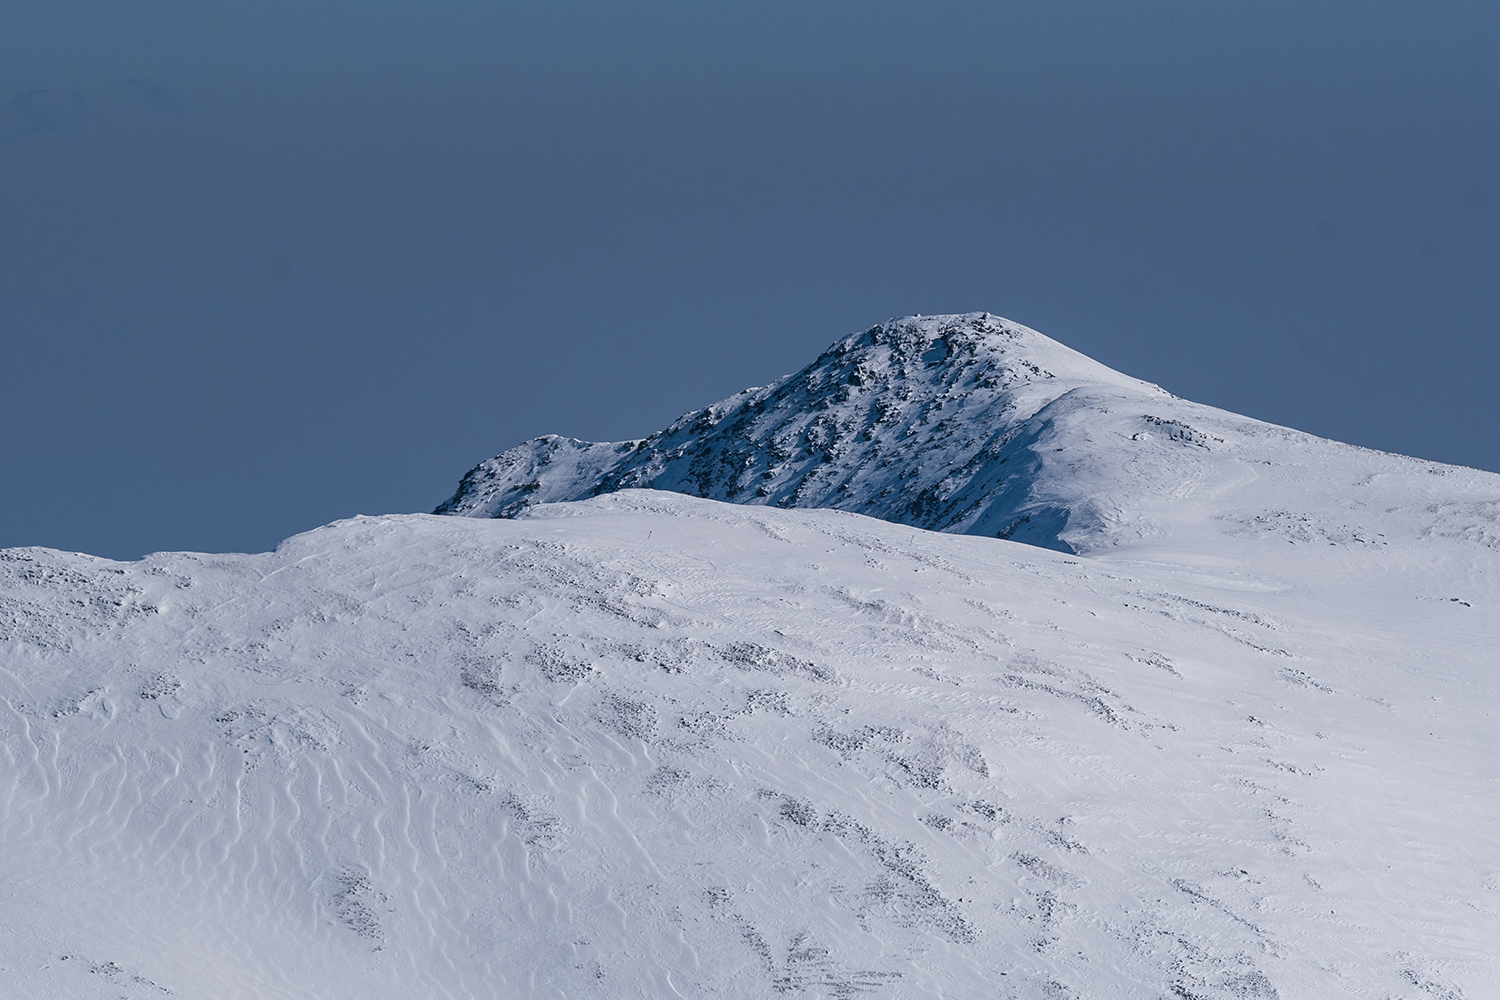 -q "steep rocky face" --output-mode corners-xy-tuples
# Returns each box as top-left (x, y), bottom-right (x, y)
(435, 313), (1166, 551)
(437, 313), (1500, 560)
